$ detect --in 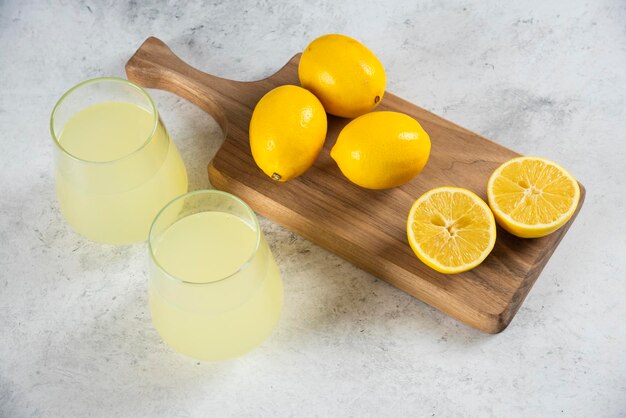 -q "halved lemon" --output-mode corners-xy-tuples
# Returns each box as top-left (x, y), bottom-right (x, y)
(487, 156), (580, 238)
(407, 187), (496, 274)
